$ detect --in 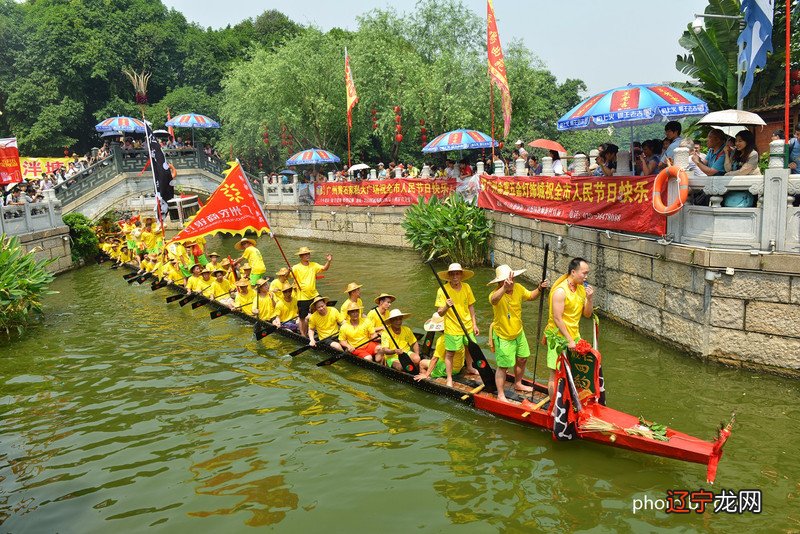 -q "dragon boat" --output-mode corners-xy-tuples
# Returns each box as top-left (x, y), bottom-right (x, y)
(116, 260), (734, 483)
